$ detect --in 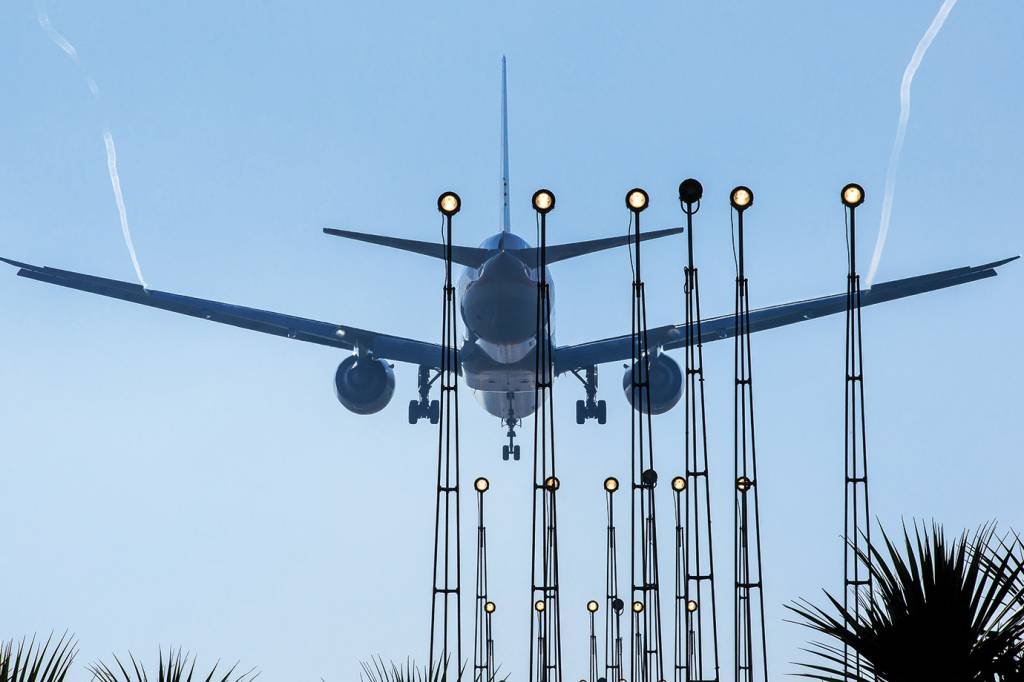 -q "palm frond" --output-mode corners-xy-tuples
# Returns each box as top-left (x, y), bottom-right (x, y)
(357, 657), (493, 682)
(788, 521), (1024, 681)
(88, 648), (258, 682)
(0, 633), (77, 682)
